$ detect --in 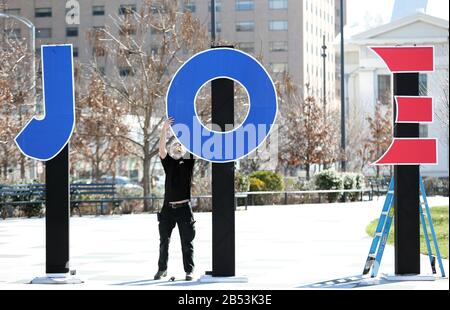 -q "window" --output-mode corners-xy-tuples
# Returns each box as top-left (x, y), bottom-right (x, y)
(236, 21), (254, 32)
(269, 0), (288, 10)
(120, 25), (137, 36)
(93, 5), (105, 16)
(184, 0), (196, 12)
(66, 27), (79, 37)
(270, 41), (288, 52)
(73, 47), (79, 58)
(36, 28), (52, 38)
(8, 28), (21, 39)
(377, 75), (391, 105)
(419, 73), (428, 96)
(119, 67), (134, 77)
(419, 124), (428, 138)
(269, 20), (288, 31)
(150, 45), (159, 56)
(93, 45), (106, 57)
(236, 0), (254, 11)
(35, 8), (52, 18)
(151, 3), (168, 14)
(238, 42), (255, 53)
(5, 8), (21, 15)
(92, 27), (106, 57)
(208, 22), (222, 33)
(119, 4), (137, 15)
(270, 63), (287, 73)
(98, 67), (106, 75)
(151, 26), (163, 35)
(209, 0), (222, 12)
